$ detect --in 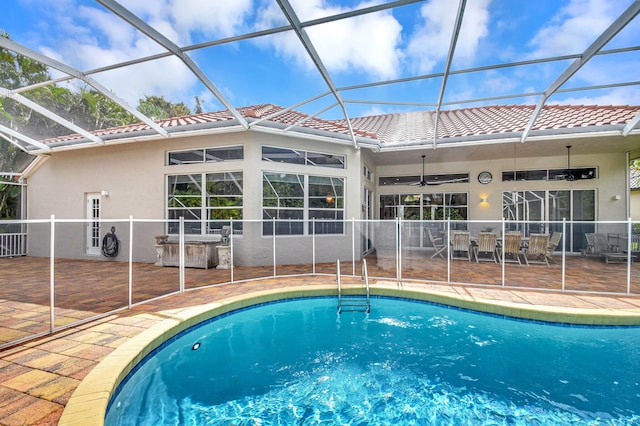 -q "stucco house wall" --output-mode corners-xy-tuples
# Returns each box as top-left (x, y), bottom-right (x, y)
(25, 134), (637, 261)
(376, 152), (625, 218)
(21, 103), (640, 262)
(26, 131), (363, 265)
